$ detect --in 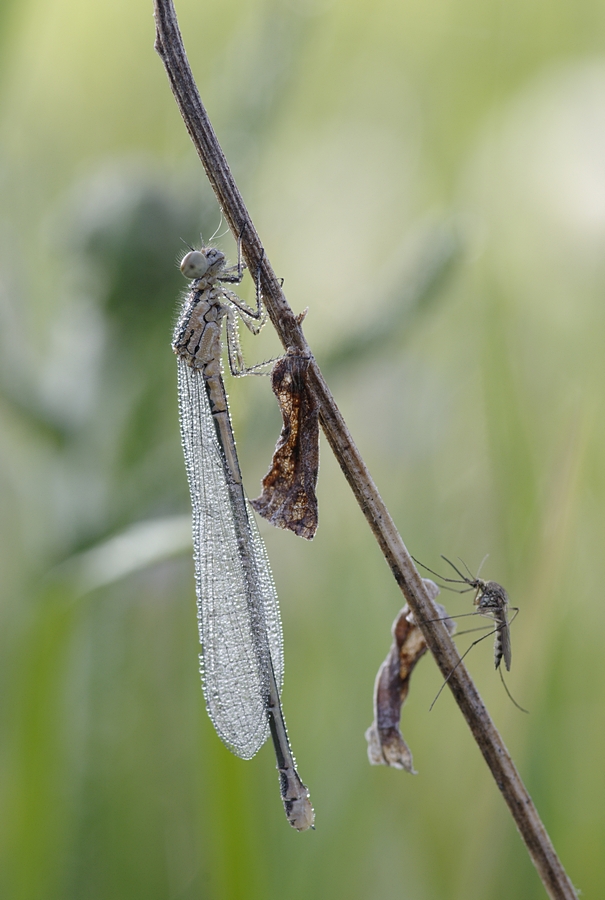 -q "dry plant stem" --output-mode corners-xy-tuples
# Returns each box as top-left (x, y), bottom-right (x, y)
(153, 3), (577, 897)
